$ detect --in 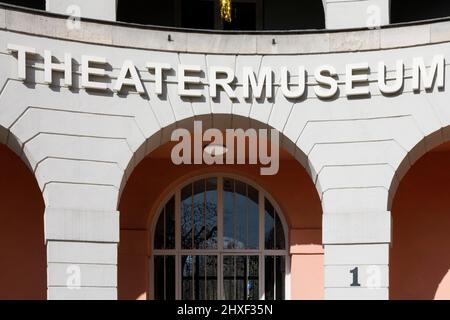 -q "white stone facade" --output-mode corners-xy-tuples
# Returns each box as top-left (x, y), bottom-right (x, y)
(0, 4), (449, 300)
